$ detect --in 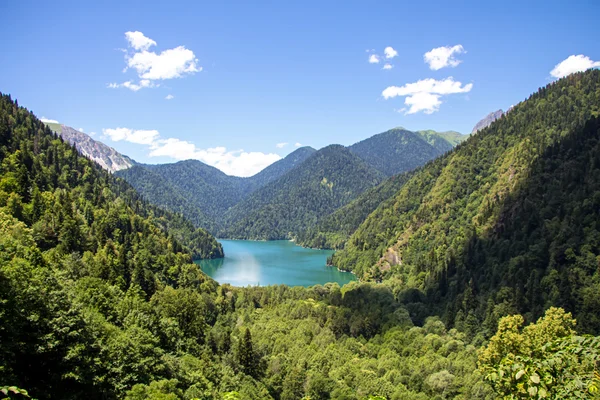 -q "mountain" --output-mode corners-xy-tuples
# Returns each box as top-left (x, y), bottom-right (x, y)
(471, 109), (504, 133)
(219, 145), (386, 240)
(417, 129), (468, 148)
(349, 128), (465, 176)
(45, 122), (135, 172)
(113, 164), (216, 230)
(244, 146), (316, 191)
(294, 171), (413, 249)
(332, 70), (600, 333)
(116, 146), (316, 232)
